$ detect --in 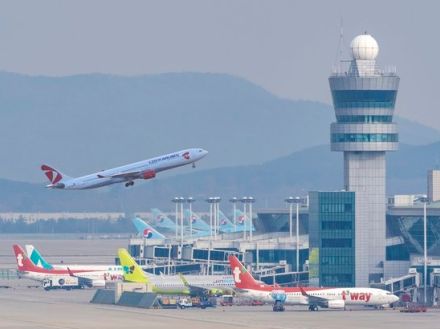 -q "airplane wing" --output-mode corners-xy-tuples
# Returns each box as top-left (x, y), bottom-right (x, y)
(97, 171), (141, 179)
(98, 169), (156, 180)
(178, 273), (209, 296)
(299, 287), (329, 307)
(66, 267), (94, 288)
